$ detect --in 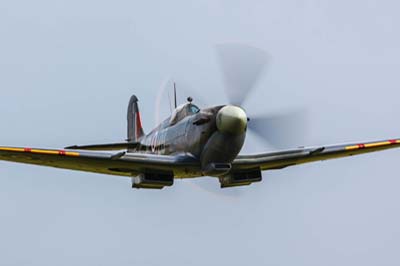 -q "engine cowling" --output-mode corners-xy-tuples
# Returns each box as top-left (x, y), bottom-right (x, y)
(200, 131), (246, 175)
